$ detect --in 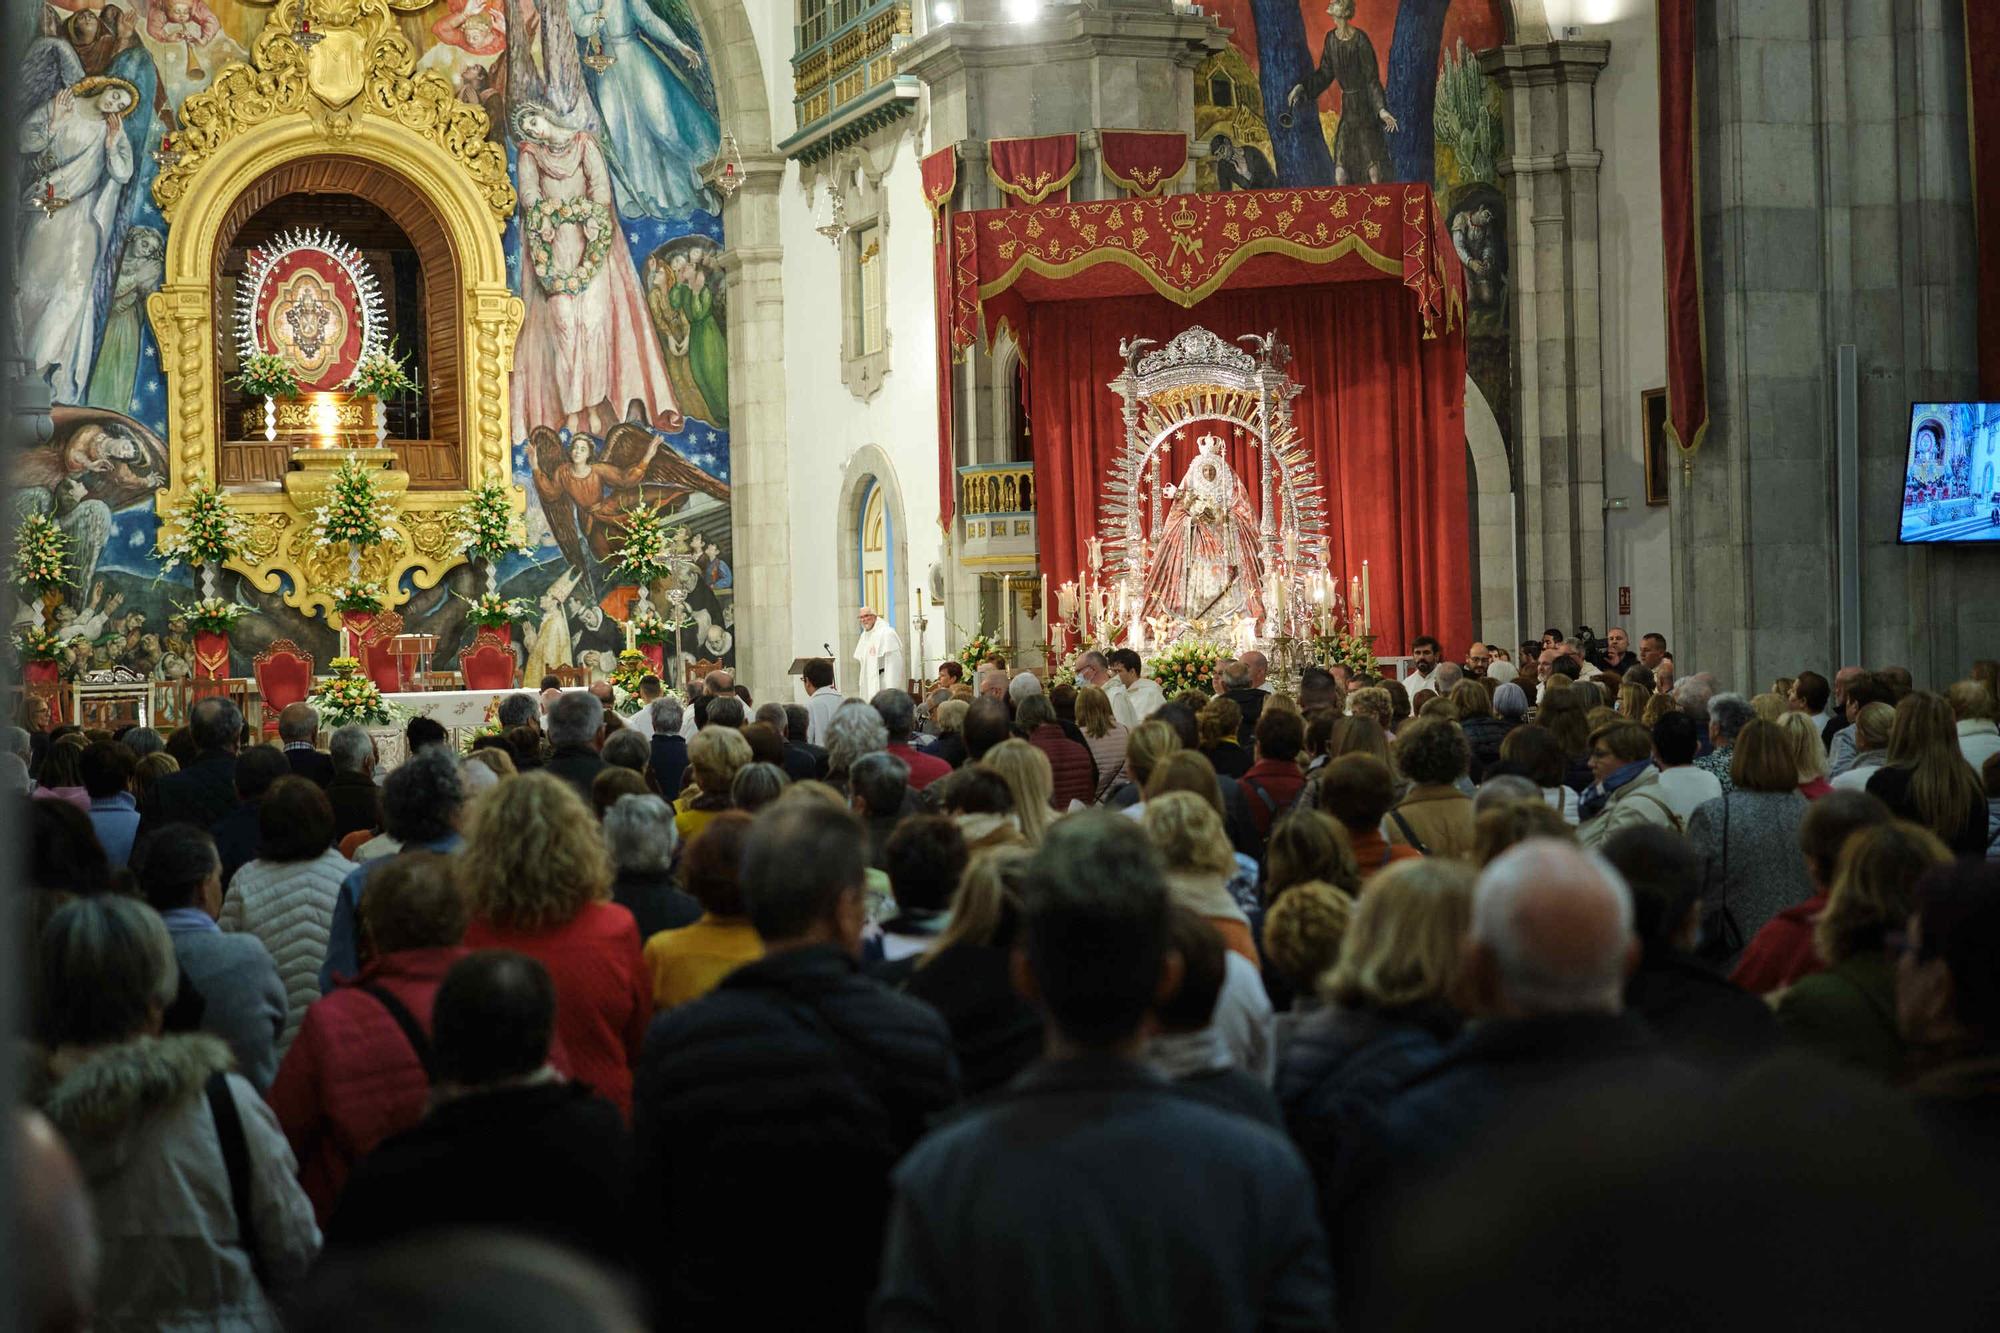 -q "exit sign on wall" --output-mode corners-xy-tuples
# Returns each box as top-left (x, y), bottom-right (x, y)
(1619, 587), (1632, 615)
